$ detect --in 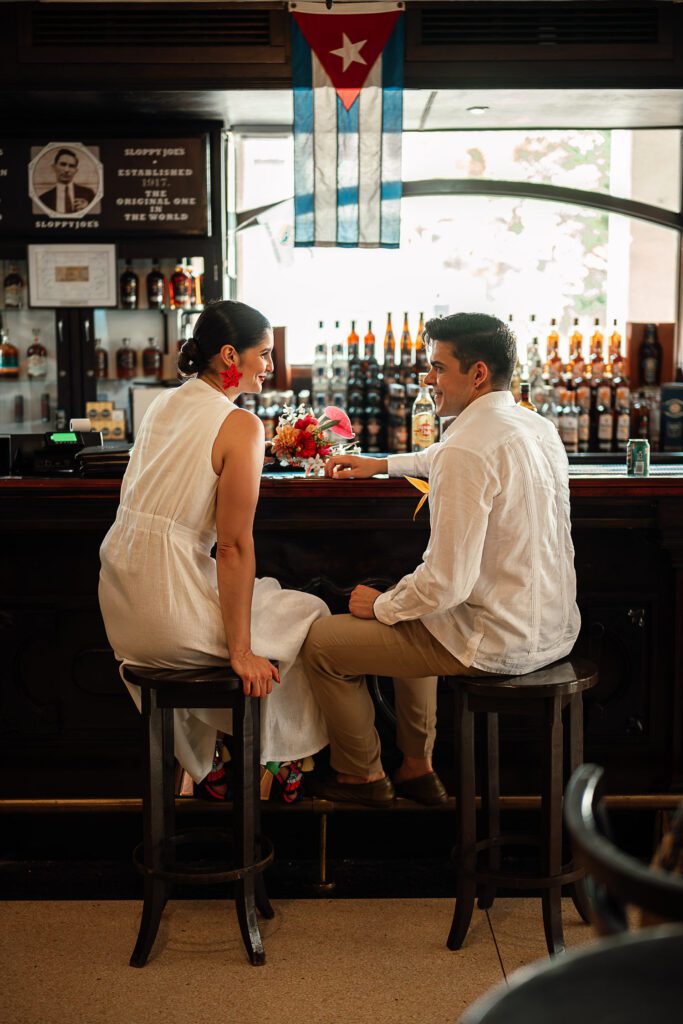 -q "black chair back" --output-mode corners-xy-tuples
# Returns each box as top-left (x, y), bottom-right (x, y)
(564, 764), (683, 934)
